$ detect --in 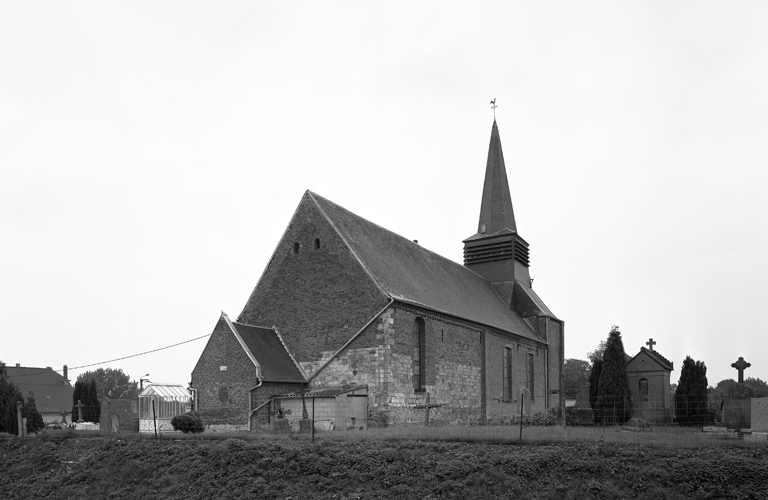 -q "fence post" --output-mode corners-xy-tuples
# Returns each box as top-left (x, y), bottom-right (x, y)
(17, 401), (24, 438)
